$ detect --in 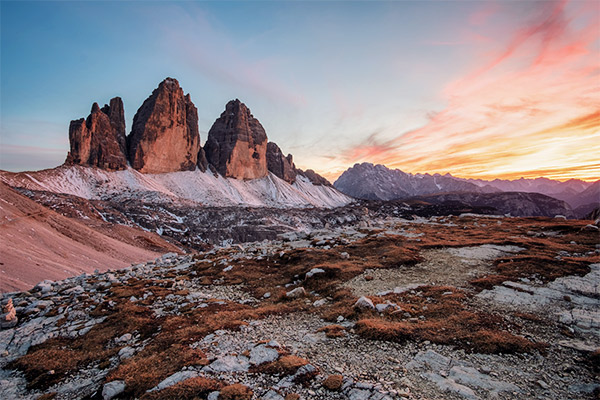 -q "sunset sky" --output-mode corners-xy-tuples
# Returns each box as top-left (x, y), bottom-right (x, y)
(1, 0), (599, 182)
